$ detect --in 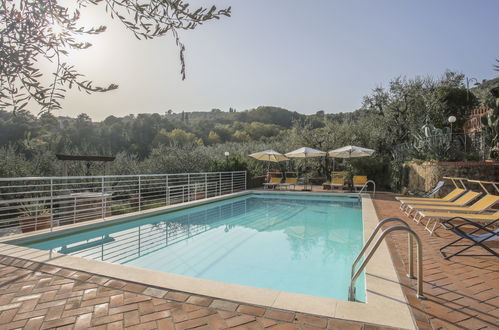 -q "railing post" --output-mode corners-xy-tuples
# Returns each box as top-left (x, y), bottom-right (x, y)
(408, 234), (414, 279)
(188, 174), (191, 202)
(50, 178), (54, 232)
(35, 204), (38, 231)
(231, 172), (234, 193)
(205, 174), (208, 199)
(101, 177), (105, 220)
(219, 172), (222, 196)
(138, 176), (142, 212)
(165, 174), (170, 205)
(244, 171), (247, 190)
